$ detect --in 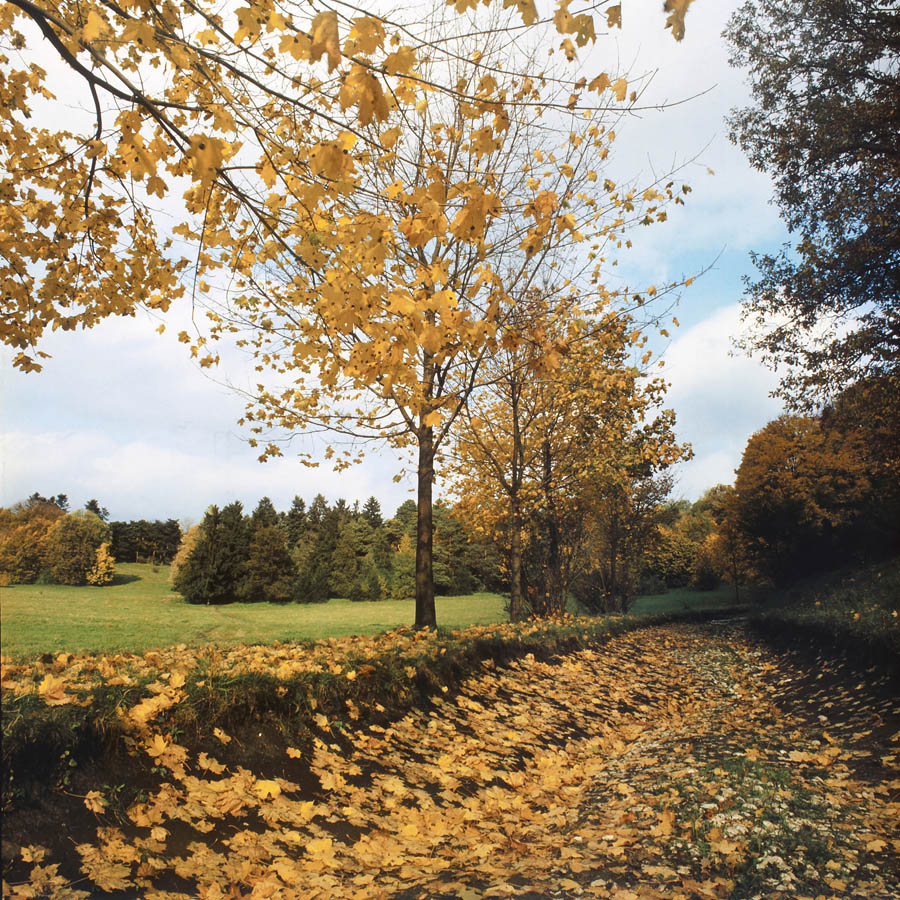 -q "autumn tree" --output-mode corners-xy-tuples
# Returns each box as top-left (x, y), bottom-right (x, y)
(2, 1), (695, 627)
(726, 0), (900, 406)
(42, 509), (111, 585)
(169, 523), (202, 588)
(584, 472), (676, 613)
(0, 496), (66, 584)
(86, 542), (116, 585)
(693, 484), (755, 601)
(452, 308), (687, 618)
(734, 415), (874, 584)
